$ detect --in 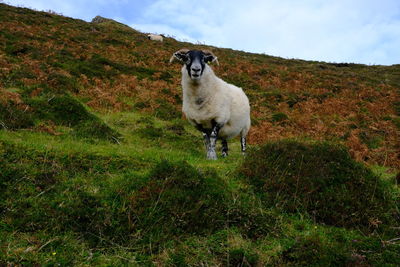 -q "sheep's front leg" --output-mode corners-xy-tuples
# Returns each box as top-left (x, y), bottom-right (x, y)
(195, 124), (210, 152)
(207, 122), (221, 160)
(202, 132), (210, 151)
(195, 122), (221, 160)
